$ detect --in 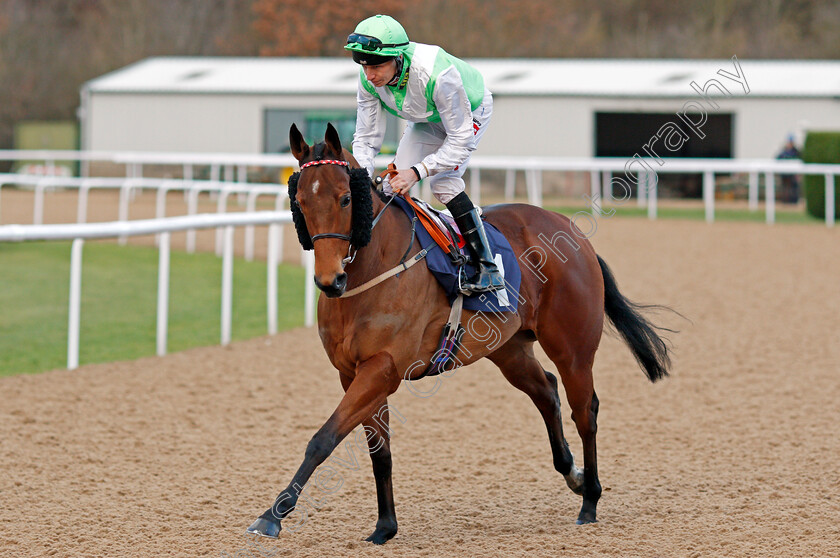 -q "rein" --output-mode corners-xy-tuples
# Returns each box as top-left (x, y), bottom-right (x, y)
(375, 164), (464, 263)
(298, 157), (426, 296)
